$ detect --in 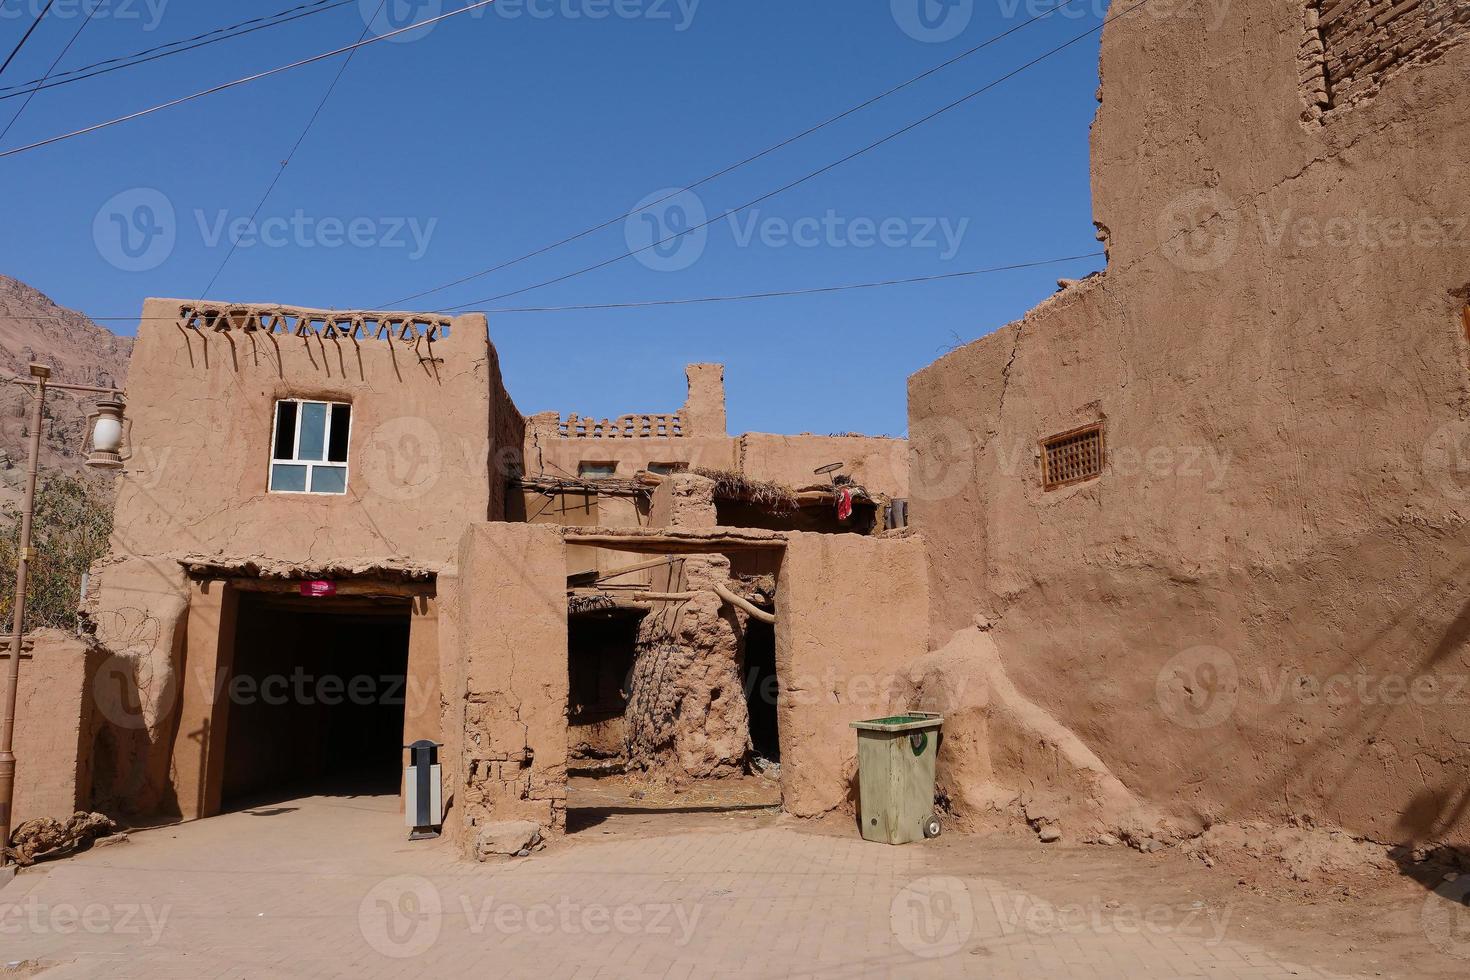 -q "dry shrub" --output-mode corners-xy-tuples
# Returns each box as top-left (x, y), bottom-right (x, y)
(0, 472), (113, 632)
